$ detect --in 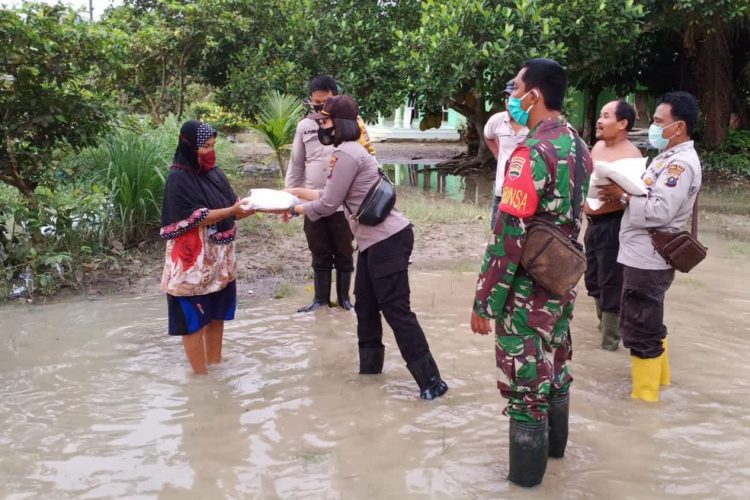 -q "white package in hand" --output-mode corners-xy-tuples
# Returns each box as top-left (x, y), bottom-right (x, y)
(241, 189), (300, 211)
(586, 157), (648, 211)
